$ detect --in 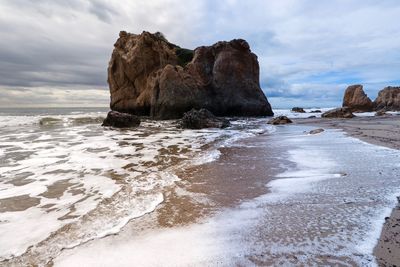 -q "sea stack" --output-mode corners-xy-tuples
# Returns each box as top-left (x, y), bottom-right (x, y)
(374, 86), (400, 111)
(342, 84), (373, 112)
(107, 31), (273, 119)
